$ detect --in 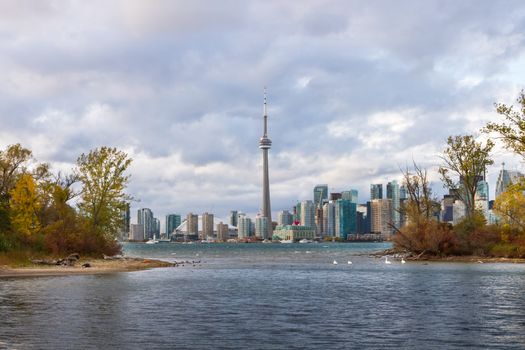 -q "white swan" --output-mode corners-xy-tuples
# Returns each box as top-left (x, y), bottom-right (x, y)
(347, 261), (352, 265)
(384, 256), (392, 264)
(333, 260), (338, 265)
(401, 257), (406, 264)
